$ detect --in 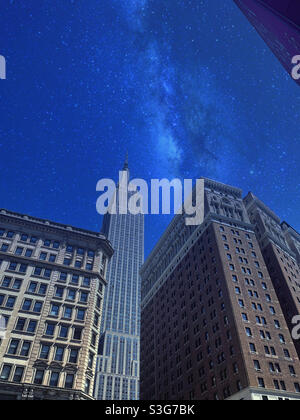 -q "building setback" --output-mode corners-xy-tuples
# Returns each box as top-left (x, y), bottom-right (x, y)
(140, 178), (300, 401)
(0, 209), (113, 400)
(94, 158), (144, 400)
